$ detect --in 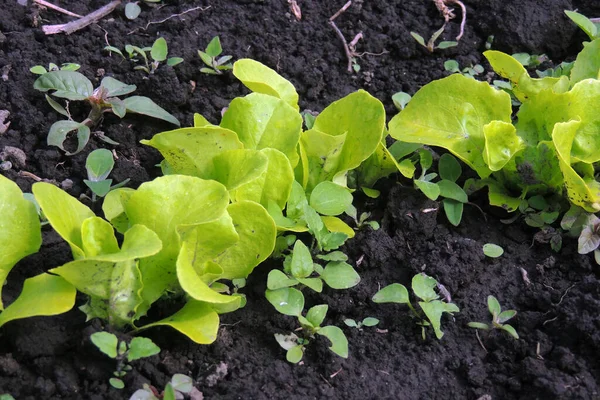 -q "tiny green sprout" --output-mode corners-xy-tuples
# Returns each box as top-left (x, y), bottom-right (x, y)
(372, 273), (459, 340)
(511, 52), (548, 68)
(467, 295), (519, 339)
(344, 317), (379, 330)
(482, 243), (504, 258)
(392, 91), (411, 111)
(346, 204), (380, 230)
(275, 304), (348, 363)
(30, 62), (80, 75)
(485, 35), (494, 50)
(105, 37), (183, 75)
(0, 395), (16, 400)
(124, 0), (162, 20)
(411, 26), (458, 53)
(444, 60), (484, 78)
(84, 149), (130, 200)
(91, 332), (160, 390)
(198, 36), (233, 75)
(129, 374), (199, 400)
